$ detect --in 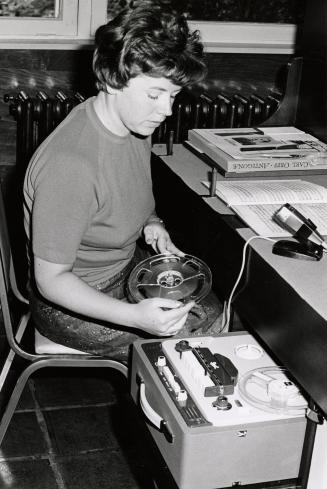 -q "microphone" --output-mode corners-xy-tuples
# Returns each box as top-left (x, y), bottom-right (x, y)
(273, 203), (327, 250)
